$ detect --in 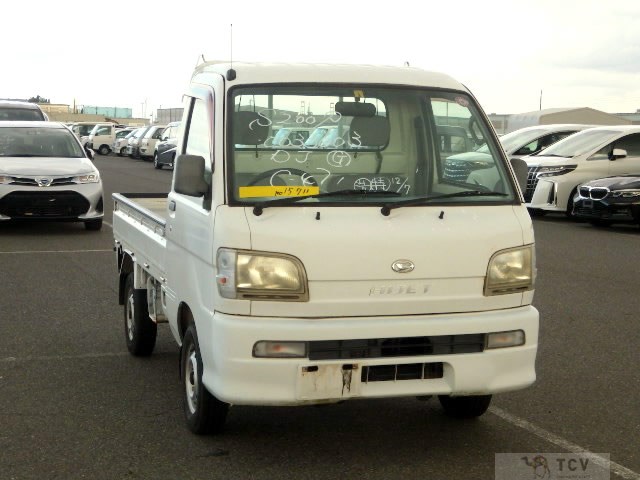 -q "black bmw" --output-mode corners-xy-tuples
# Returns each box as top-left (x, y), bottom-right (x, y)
(573, 175), (640, 226)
